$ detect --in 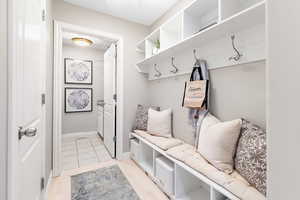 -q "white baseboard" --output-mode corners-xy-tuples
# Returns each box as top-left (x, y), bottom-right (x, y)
(62, 131), (98, 139)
